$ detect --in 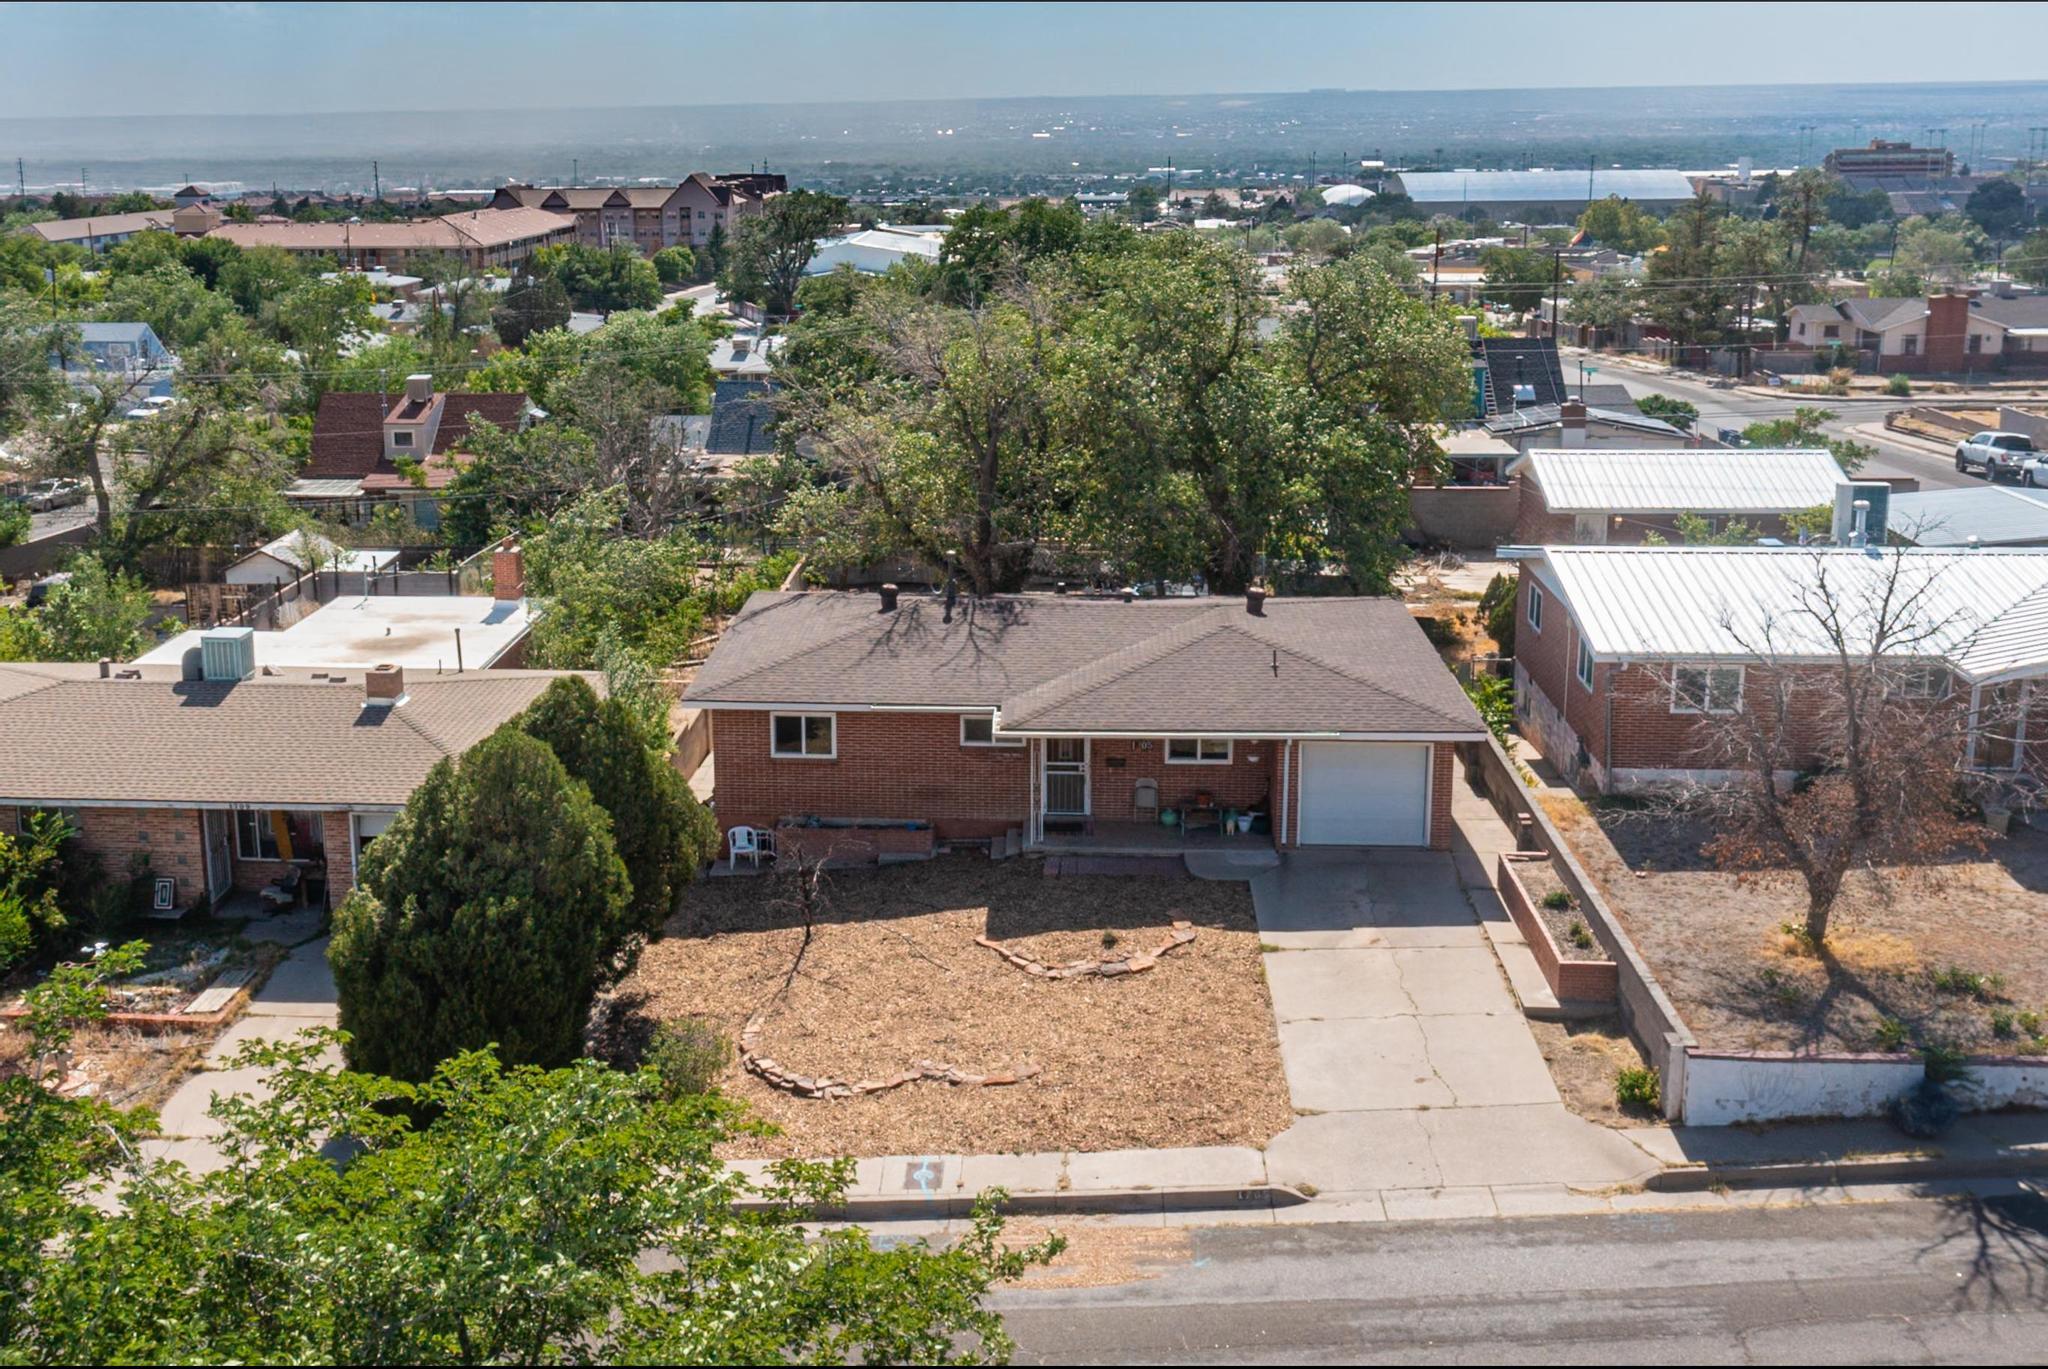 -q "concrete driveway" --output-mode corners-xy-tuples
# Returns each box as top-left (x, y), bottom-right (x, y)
(1253, 844), (1658, 1208)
